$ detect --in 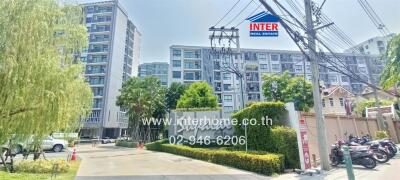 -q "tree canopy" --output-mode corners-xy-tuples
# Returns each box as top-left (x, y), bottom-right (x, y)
(262, 71), (313, 111)
(116, 76), (166, 141)
(0, 0), (92, 147)
(165, 82), (187, 110)
(177, 81), (218, 109)
(380, 34), (400, 89)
